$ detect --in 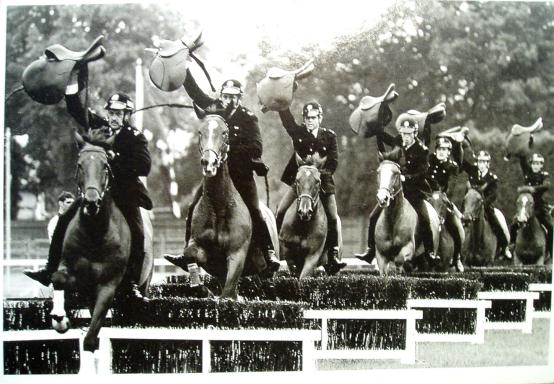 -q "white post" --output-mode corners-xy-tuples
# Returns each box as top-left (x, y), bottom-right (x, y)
(302, 338), (315, 372)
(321, 316), (328, 351)
(97, 334), (112, 374)
(402, 313), (417, 364)
(5, 127), (11, 263)
(524, 295), (535, 334)
(202, 339), (210, 373)
(135, 58), (144, 132)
